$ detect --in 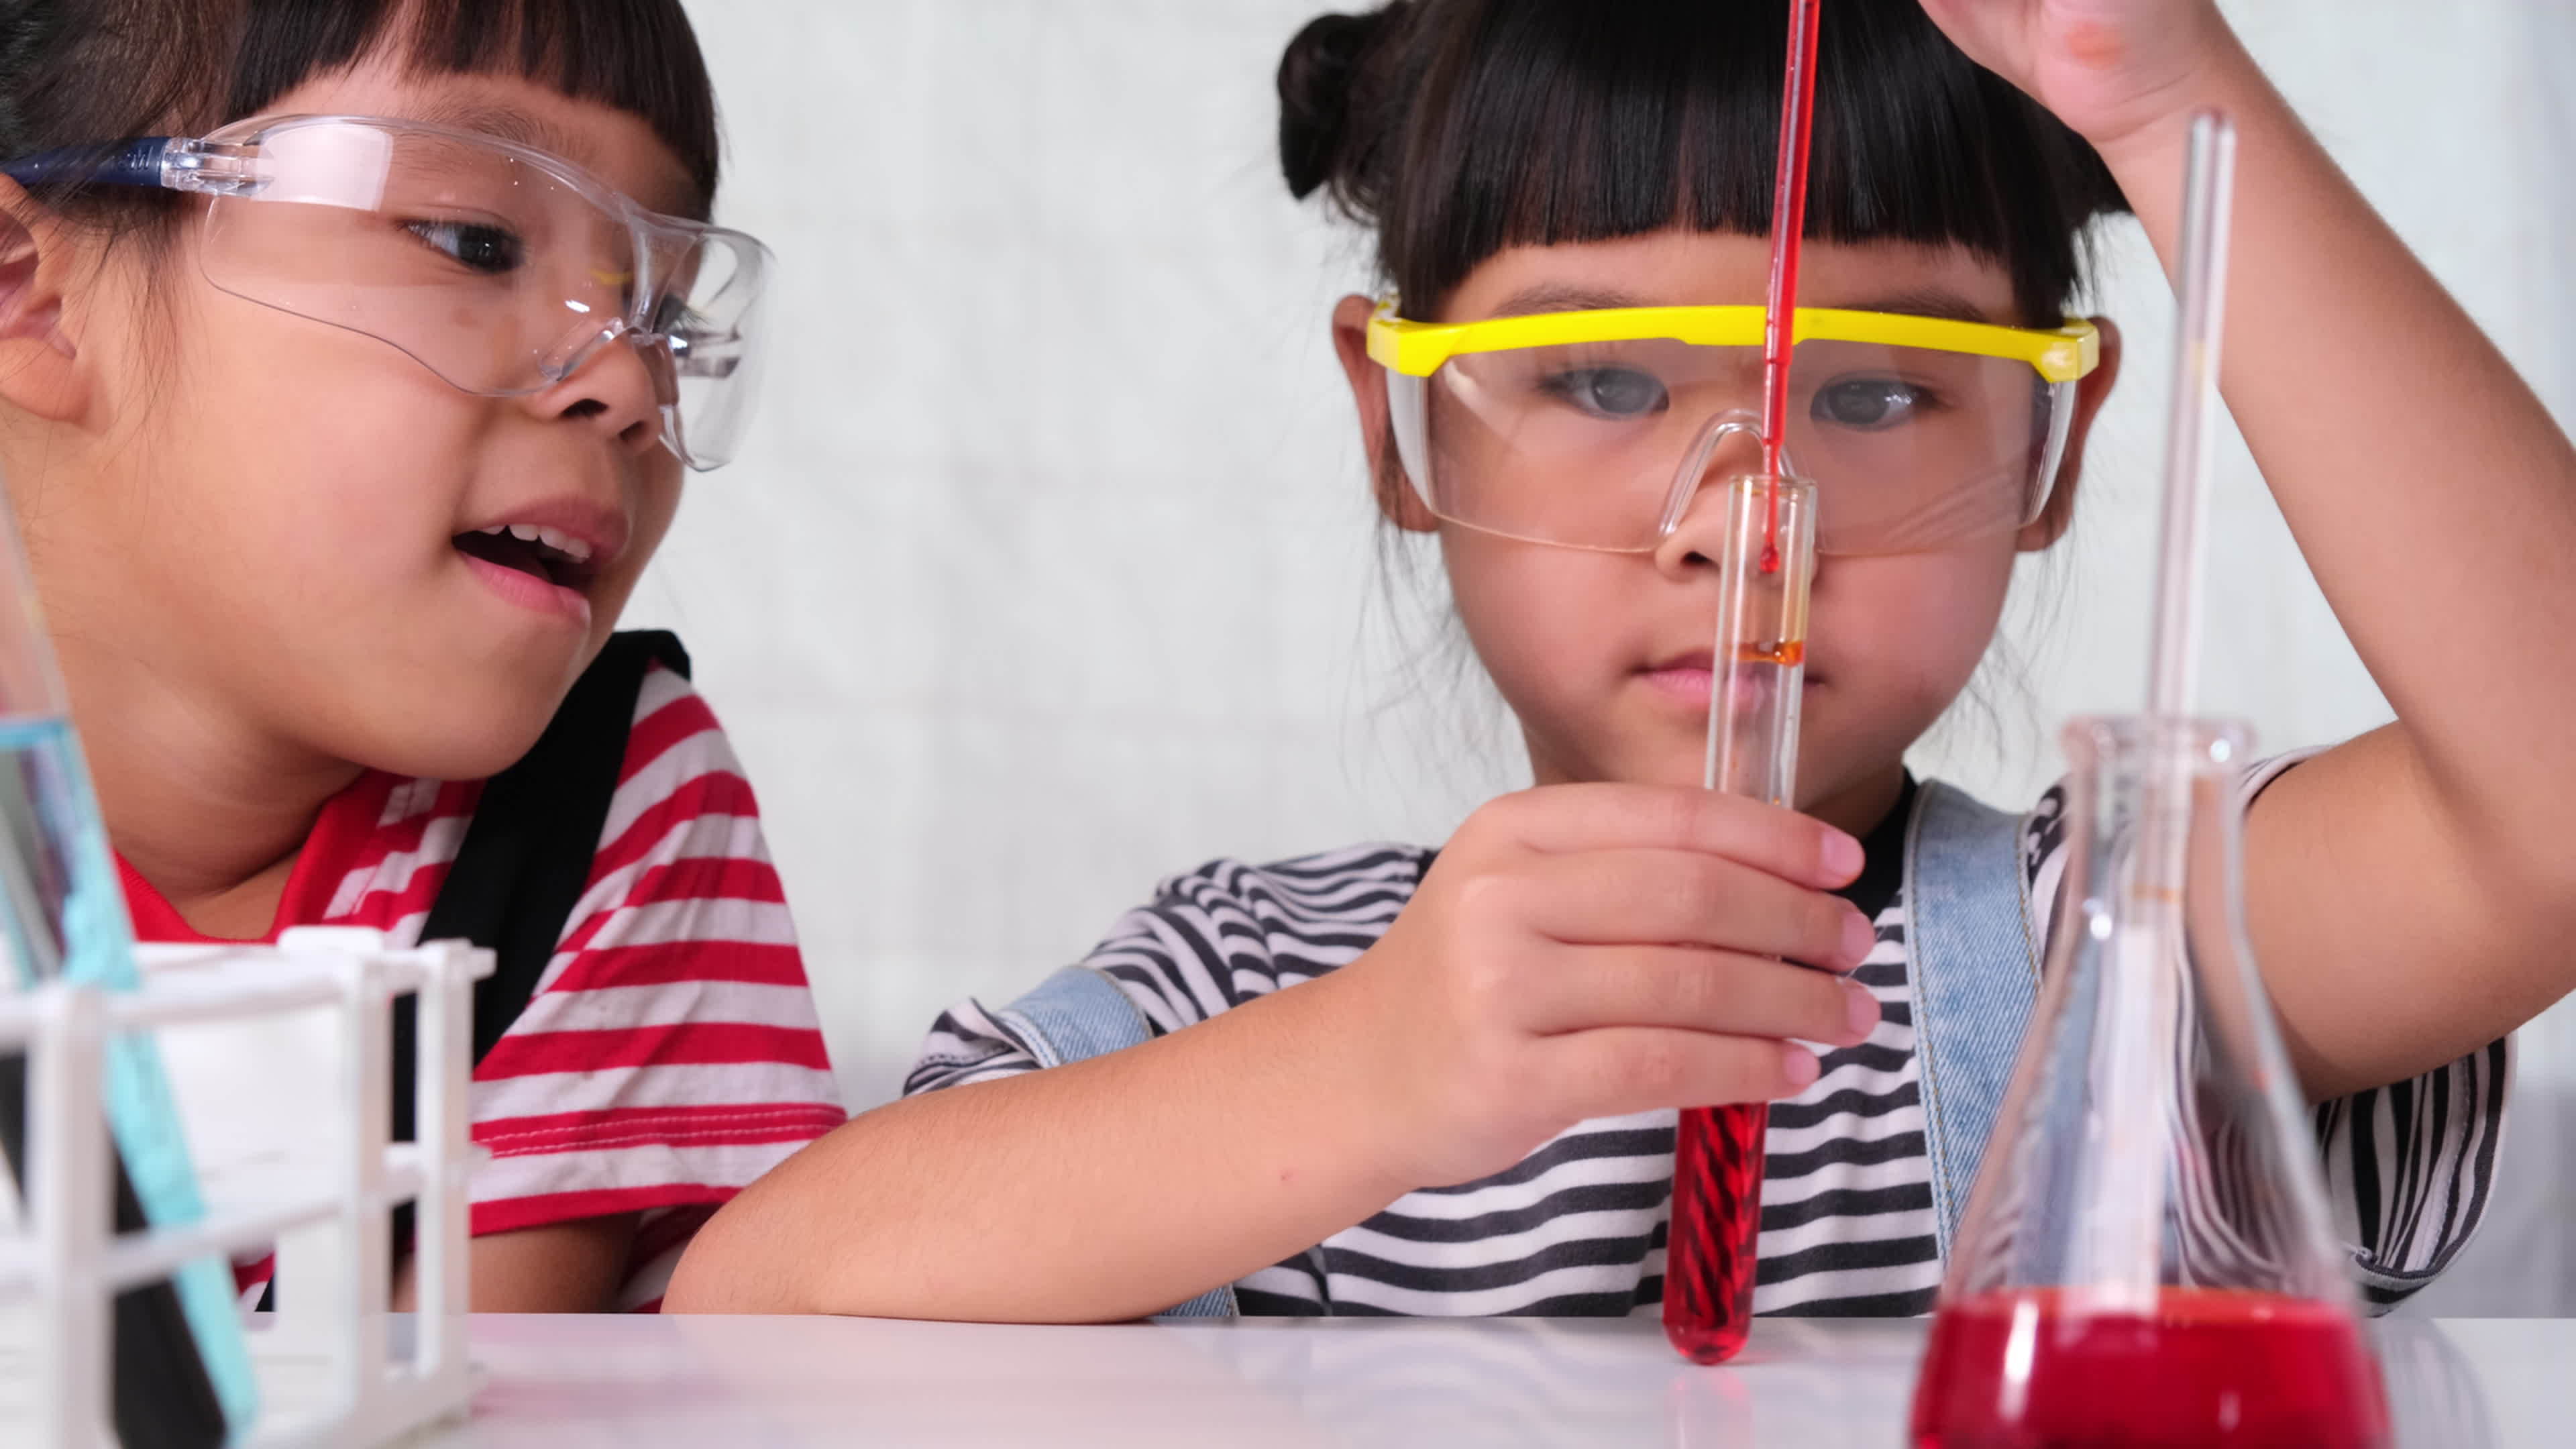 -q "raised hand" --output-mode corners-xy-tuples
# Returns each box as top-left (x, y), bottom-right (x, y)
(1914, 0), (2241, 153)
